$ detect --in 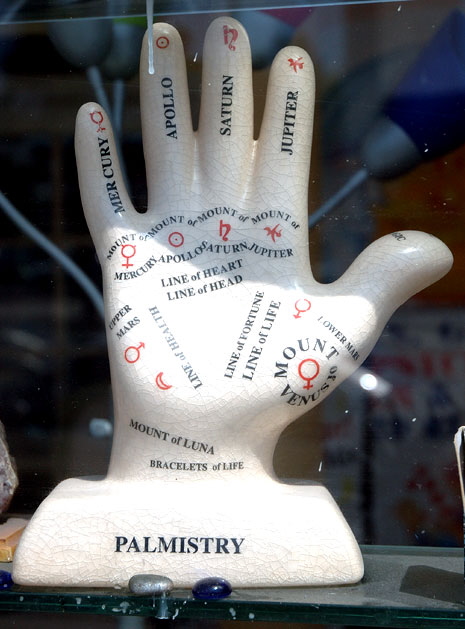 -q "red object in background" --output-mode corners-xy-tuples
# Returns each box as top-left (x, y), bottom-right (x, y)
(262, 8), (312, 28)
